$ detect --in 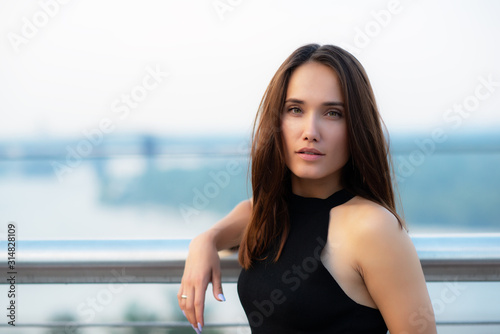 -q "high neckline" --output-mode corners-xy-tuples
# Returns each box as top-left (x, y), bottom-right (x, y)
(289, 188), (353, 213)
